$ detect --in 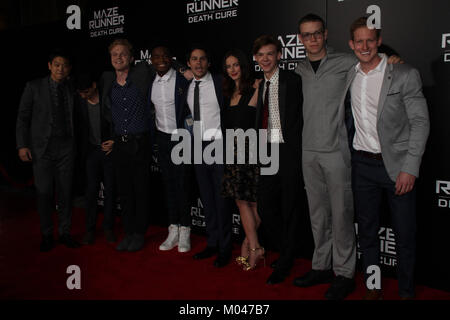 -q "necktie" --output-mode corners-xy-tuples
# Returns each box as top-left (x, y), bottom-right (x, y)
(194, 80), (201, 121)
(262, 81), (270, 129)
